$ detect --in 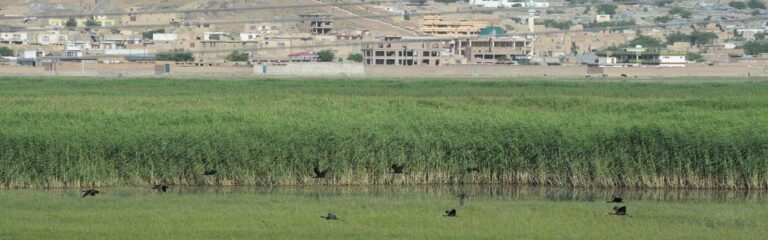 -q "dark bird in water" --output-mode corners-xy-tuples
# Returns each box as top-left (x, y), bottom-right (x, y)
(444, 209), (457, 217)
(321, 213), (339, 220)
(152, 185), (169, 192)
(610, 206), (627, 216)
(313, 167), (328, 178)
(391, 164), (405, 174)
(458, 192), (468, 207)
(81, 189), (100, 198)
(607, 195), (623, 203)
(465, 167), (480, 173)
(203, 170), (217, 176)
